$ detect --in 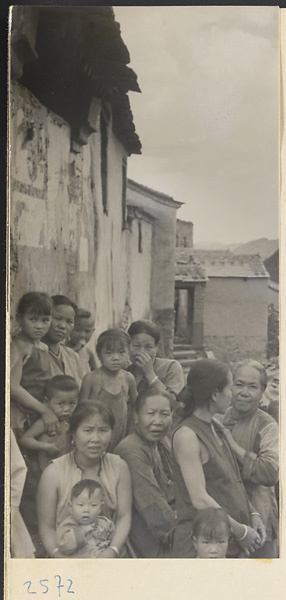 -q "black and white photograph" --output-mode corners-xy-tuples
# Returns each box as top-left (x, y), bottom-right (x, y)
(7, 3), (281, 585)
